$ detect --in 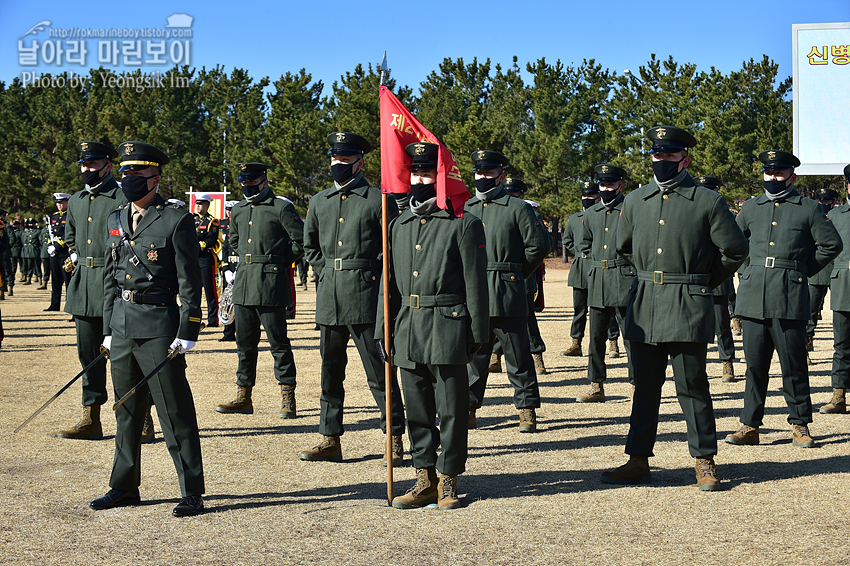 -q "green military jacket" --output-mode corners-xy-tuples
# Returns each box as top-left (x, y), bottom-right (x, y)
(39, 226), (51, 259)
(828, 204), (850, 311)
(65, 175), (128, 317)
(712, 206), (738, 296)
(735, 188), (842, 320)
(304, 173), (397, 326)
(465, 186), (551, 318)
(8, 226), (21, 257)
(578, 194), (636, 308)
(617, 174), (749, 343)
(103, 194), (202, 341)
(230, 187), (304, 307)
(20, 228), (41, 259)
(376, 206), (489, 369)
(564, 210), (589, 289)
